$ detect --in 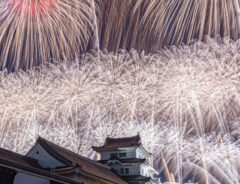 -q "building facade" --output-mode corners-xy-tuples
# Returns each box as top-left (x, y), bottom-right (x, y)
(0, 137), (128, 184)
(93, 135), (160, 184)
(0, 135), (160, 184)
